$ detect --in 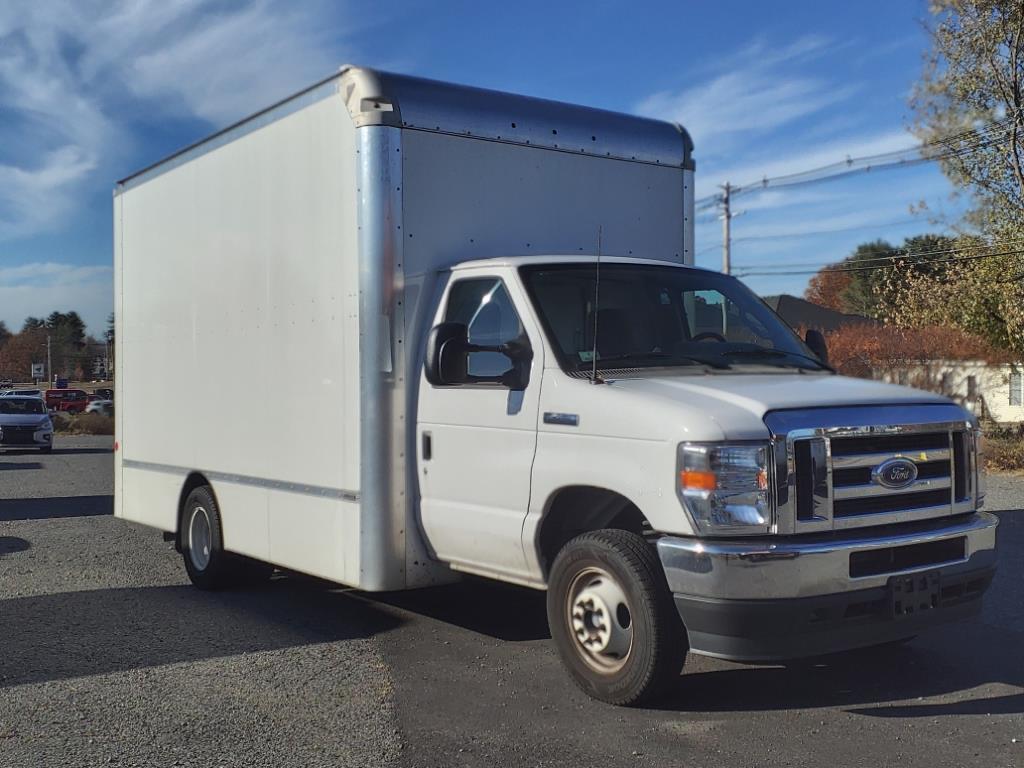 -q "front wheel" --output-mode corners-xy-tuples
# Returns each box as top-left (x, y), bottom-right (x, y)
(547, 529), (688, 706)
